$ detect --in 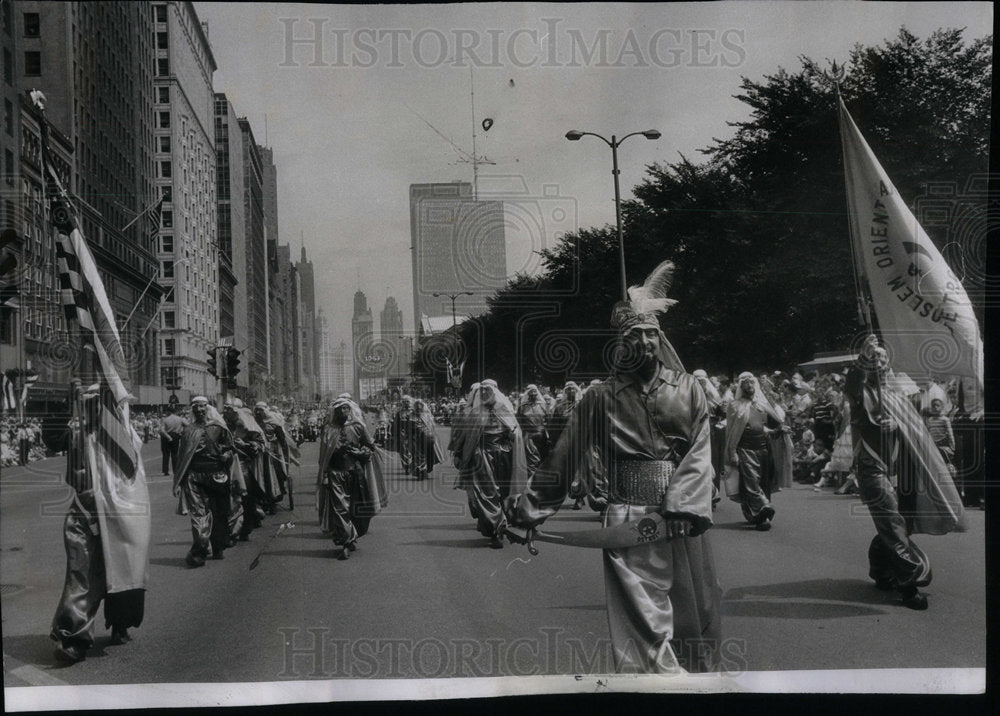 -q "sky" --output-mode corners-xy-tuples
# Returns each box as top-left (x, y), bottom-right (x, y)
(194, 1), (993, 348)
